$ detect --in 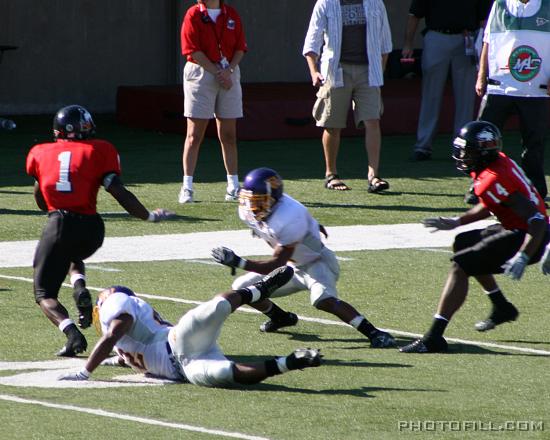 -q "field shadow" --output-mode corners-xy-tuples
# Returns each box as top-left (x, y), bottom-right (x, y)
(0, 208), (46, 216)
(397, 336), (549, 357)
(247, 382), (446, 398)
(100, 213), (220, 224)
(302, 202), (464, 214)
